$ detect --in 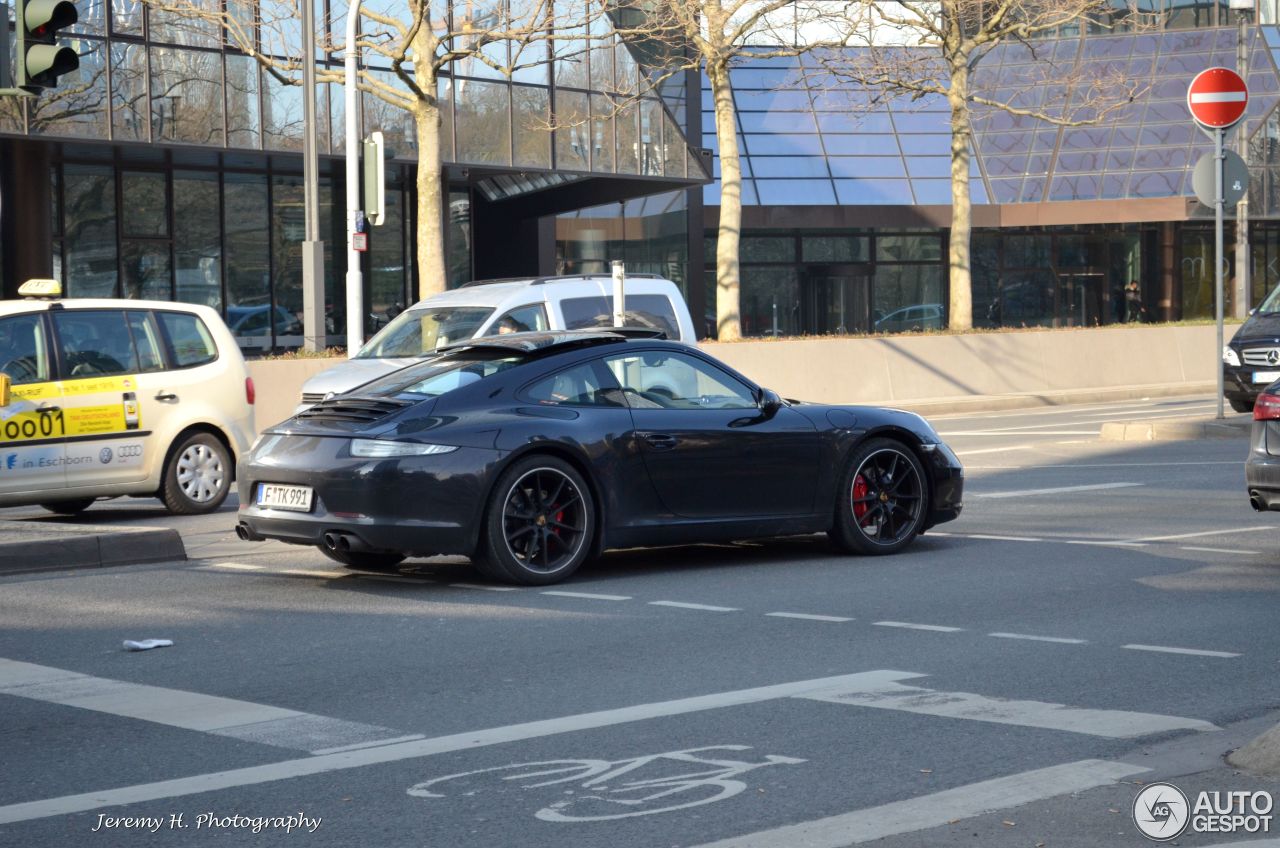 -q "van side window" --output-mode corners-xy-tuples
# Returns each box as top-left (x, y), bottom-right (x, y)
(486, 304), (549, 335)
(0, 314), (51, 385)
(126, 311), (165, 372)
(157, 311), (218, 368)
(51, 310), (140, 377)
(561, 294), (680, 339)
